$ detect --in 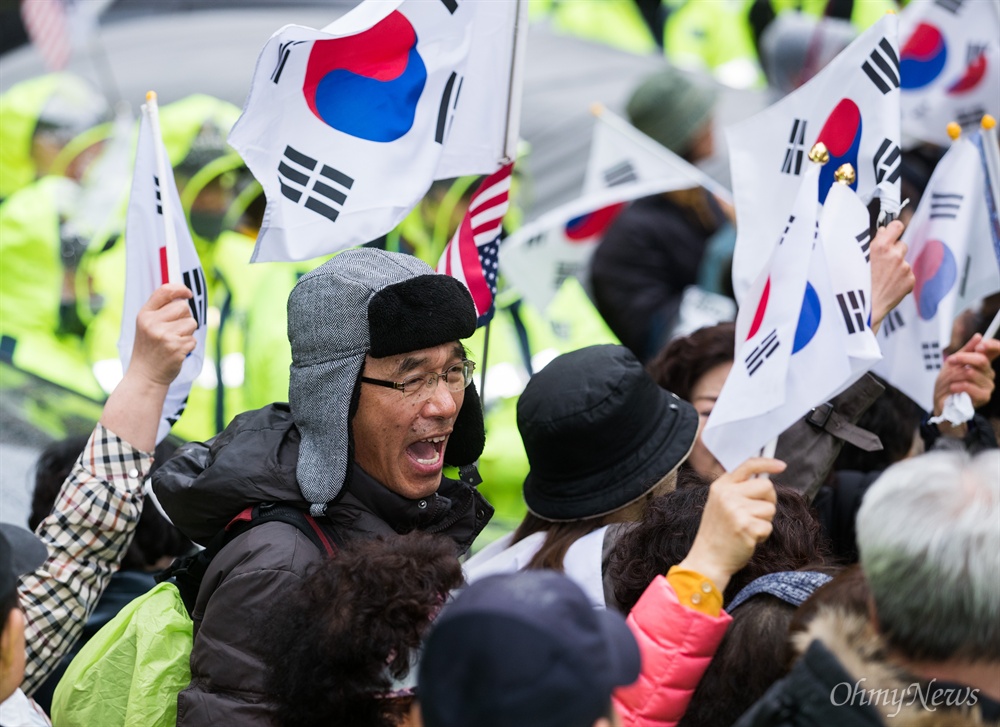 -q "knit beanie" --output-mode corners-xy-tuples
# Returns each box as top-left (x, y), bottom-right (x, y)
(626, 67), (717, 158)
